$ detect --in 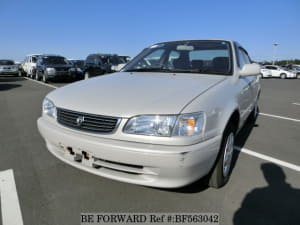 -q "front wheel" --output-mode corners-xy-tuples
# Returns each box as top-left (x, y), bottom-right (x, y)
(208, 124), (235, 188)
(84, 72), (90, 80)
(280, 73), (287, 79)
(35, 71), (40, 81)
(42, 74), (48, 83)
